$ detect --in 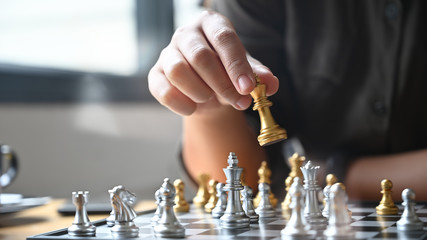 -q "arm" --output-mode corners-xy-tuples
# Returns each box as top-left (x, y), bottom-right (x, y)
(148, 10), (280, 190)
(345, 149), (427, 201)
